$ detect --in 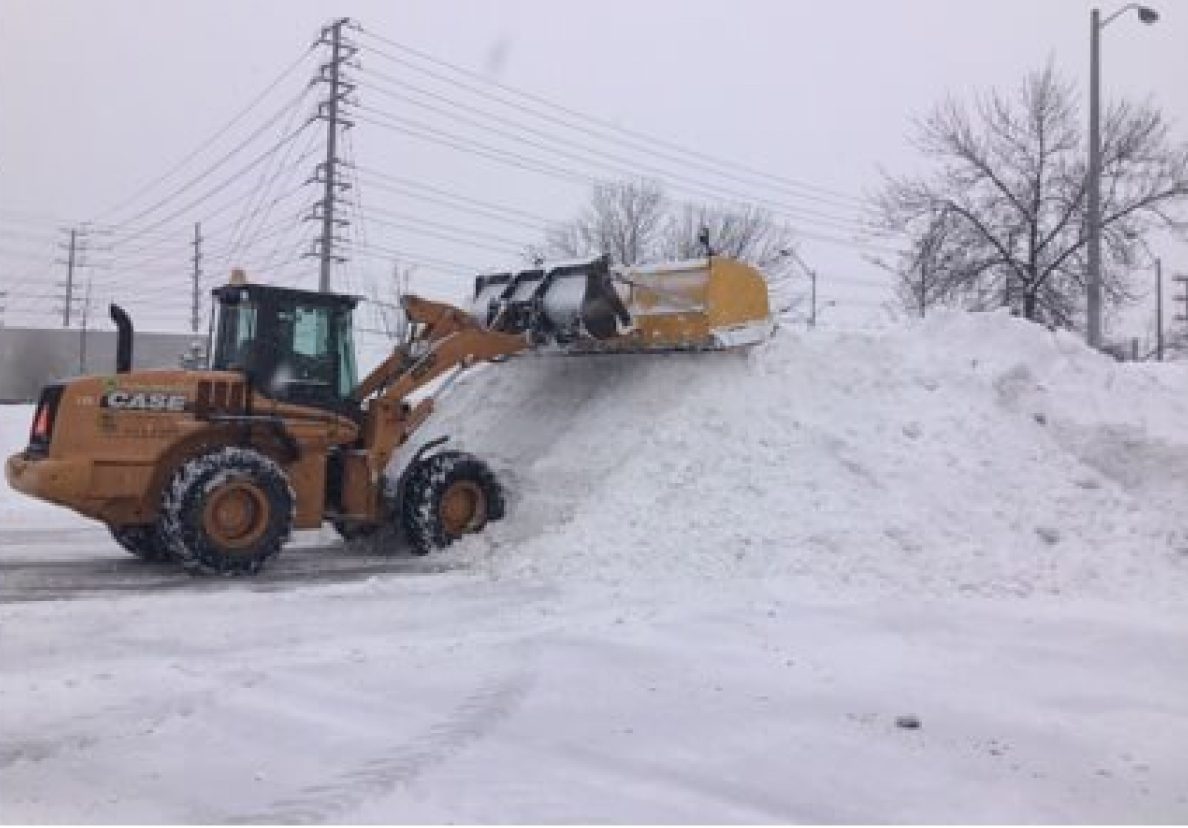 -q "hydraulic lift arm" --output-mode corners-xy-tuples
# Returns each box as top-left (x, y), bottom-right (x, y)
(350, 295), (530, 501)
